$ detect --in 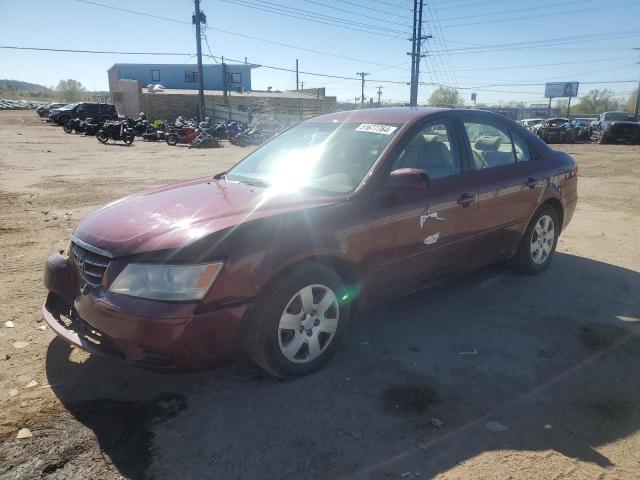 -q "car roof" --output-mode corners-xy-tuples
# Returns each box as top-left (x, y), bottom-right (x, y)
(307, 107), (454, 124)
(306, 107), (527, 130)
